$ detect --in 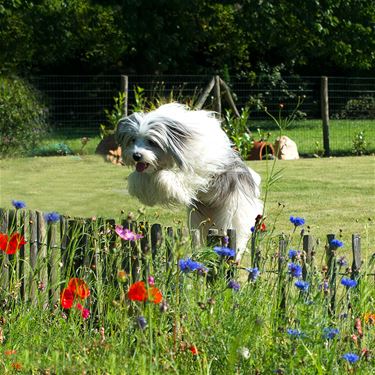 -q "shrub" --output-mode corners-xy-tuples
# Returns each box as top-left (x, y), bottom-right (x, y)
(29, 143), (73, 157)
(223, 107), (253, 159)
(0, 76), (49, 157)
(339, 95), (375, 119)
